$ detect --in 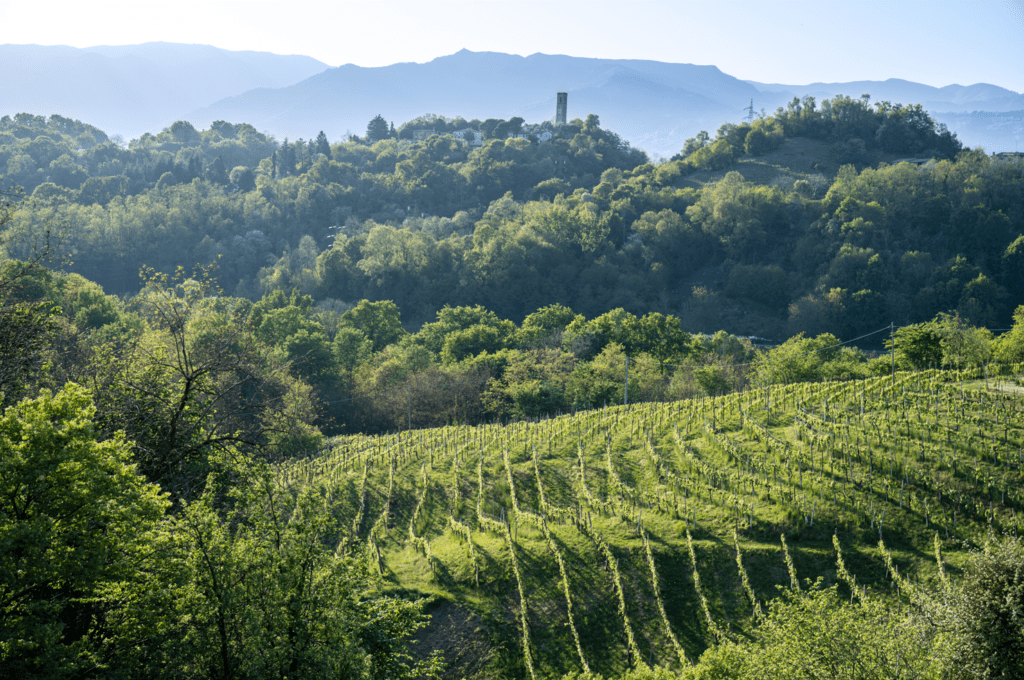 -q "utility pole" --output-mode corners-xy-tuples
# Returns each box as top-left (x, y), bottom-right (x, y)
(407, 385), (412, 431)
(624, 355), (630, 406)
